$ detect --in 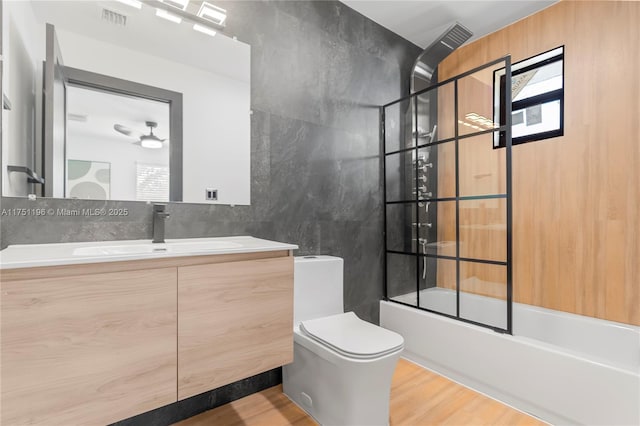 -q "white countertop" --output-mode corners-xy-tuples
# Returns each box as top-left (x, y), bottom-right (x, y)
(0, 236), (298, 269)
